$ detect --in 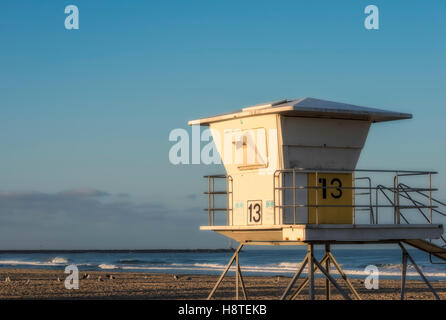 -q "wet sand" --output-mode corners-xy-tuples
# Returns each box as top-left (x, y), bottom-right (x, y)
(0, 268), (444, 300)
